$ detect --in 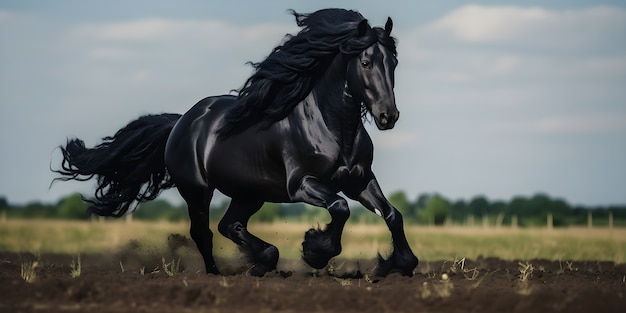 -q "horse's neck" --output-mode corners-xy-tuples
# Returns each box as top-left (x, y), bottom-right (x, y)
(312, 58), (362, 151)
